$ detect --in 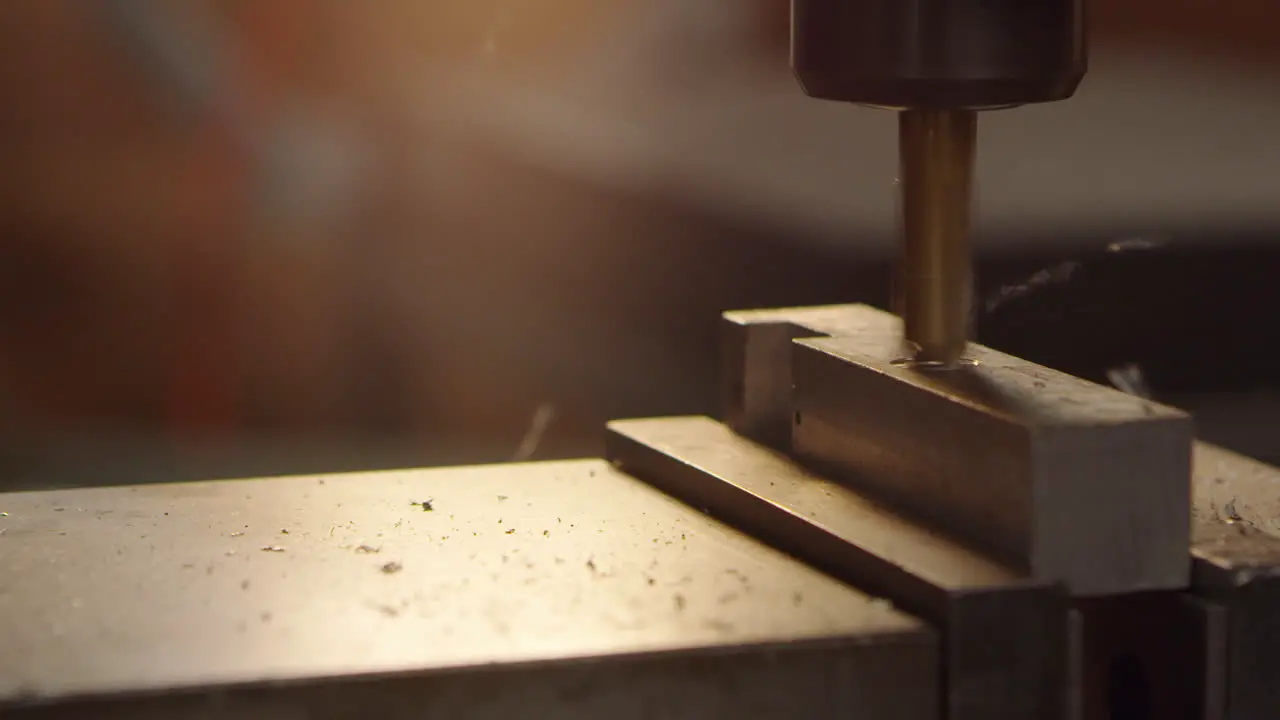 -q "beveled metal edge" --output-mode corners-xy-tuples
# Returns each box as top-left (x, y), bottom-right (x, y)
(606, 415), (1070, 720)
(2, 636), (939, 720)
